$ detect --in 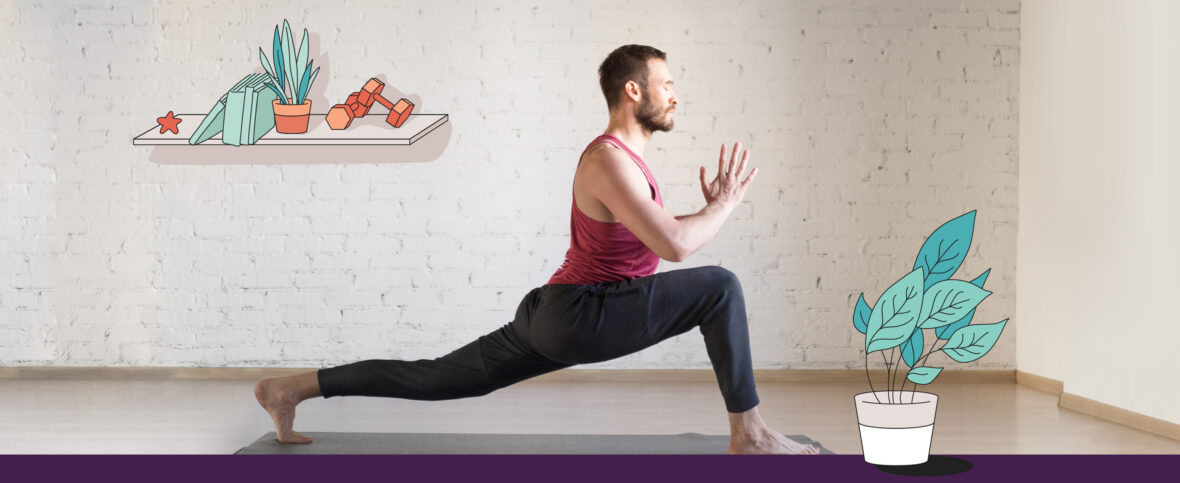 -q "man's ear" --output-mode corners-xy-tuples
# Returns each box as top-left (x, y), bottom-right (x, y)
(623, 80), (643, 103)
